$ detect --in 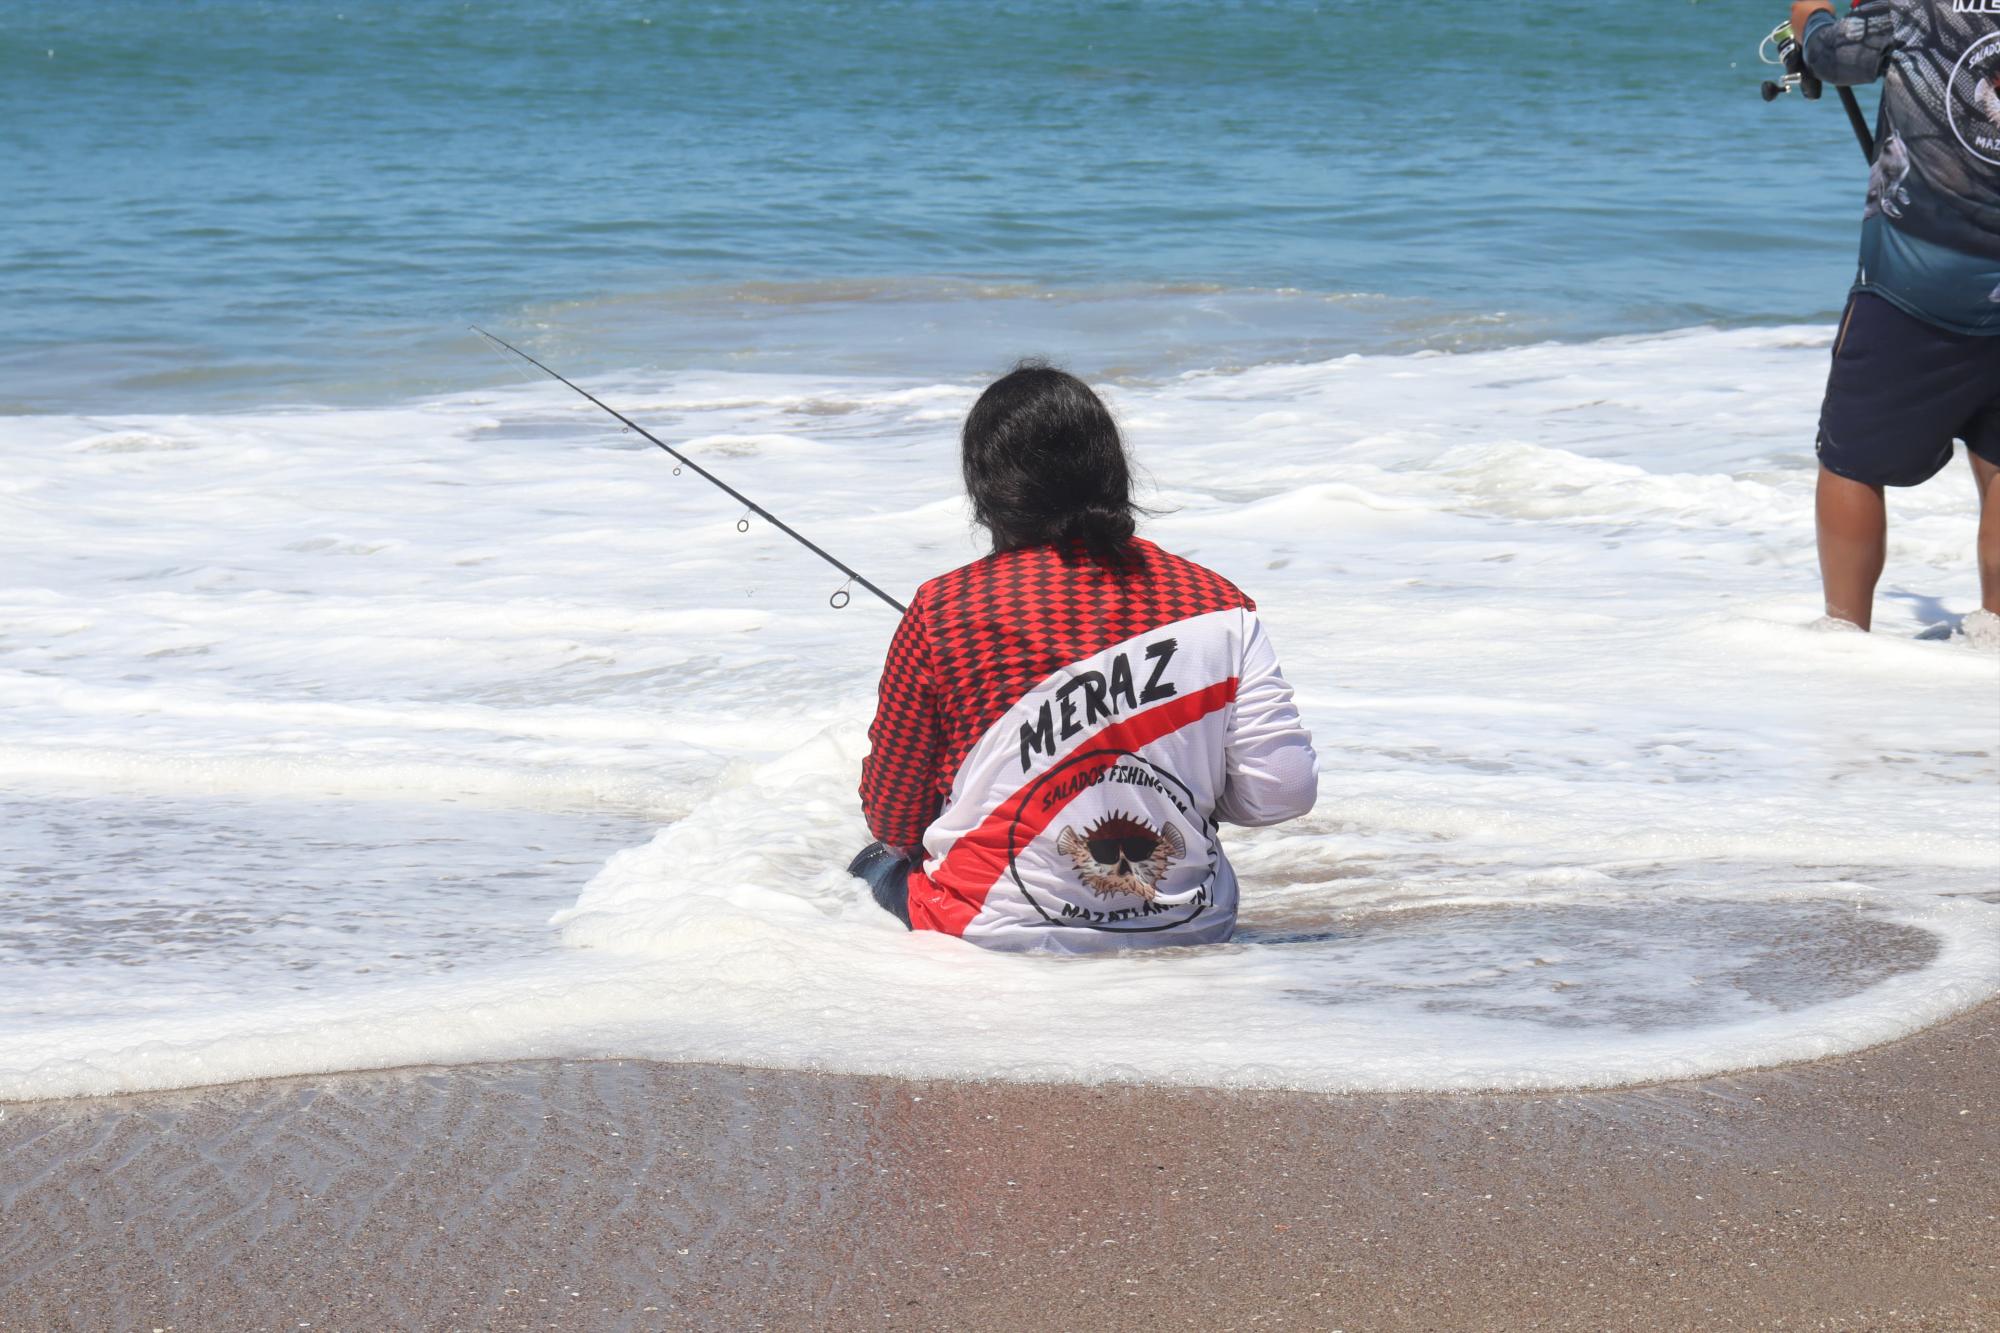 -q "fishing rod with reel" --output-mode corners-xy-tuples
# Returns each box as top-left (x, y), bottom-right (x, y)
(1758, 17), (1877, 162)
(474, 327), (907, 615)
